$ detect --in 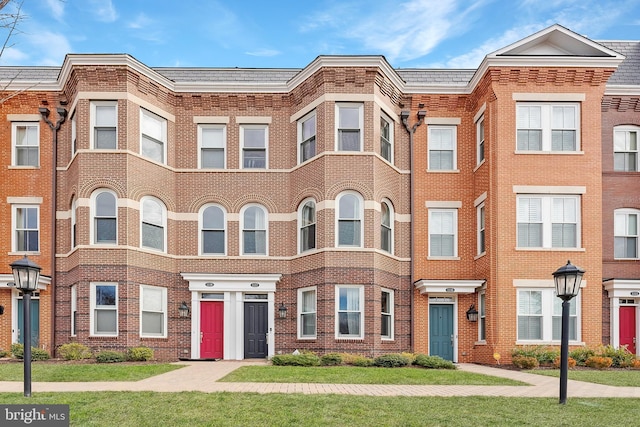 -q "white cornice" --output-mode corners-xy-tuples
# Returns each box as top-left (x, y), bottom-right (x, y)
(605, 85), (640, 96)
